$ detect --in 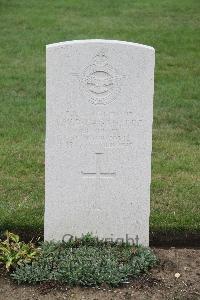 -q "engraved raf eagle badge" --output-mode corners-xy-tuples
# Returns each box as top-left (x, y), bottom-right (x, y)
(81, 50), (121, 105)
